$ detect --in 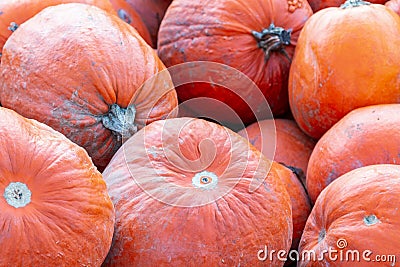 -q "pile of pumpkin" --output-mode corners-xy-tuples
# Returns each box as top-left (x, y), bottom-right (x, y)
(0, 0), (399, 266)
